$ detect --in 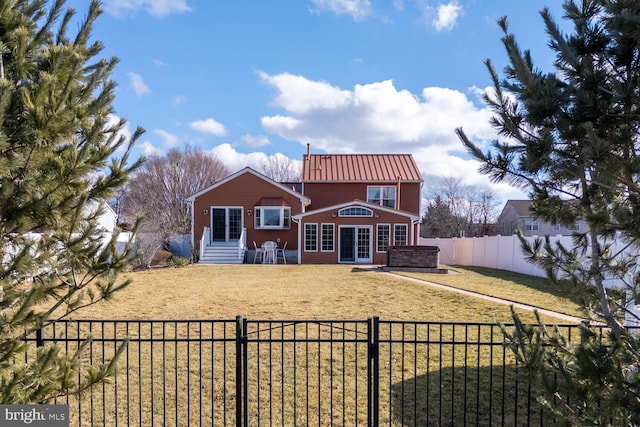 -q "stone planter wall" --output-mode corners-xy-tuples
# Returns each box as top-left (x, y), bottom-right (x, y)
(387, 245), (440, 268)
